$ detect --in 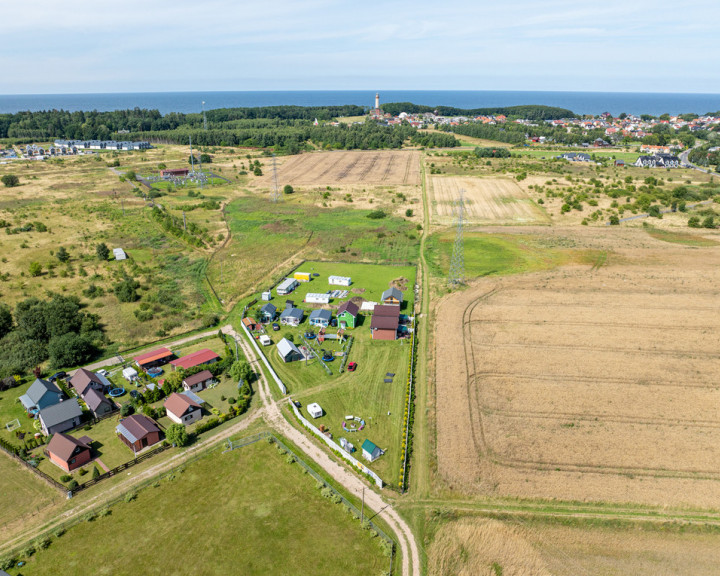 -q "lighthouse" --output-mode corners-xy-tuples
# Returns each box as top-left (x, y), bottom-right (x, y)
(375, 92), (380, 110)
